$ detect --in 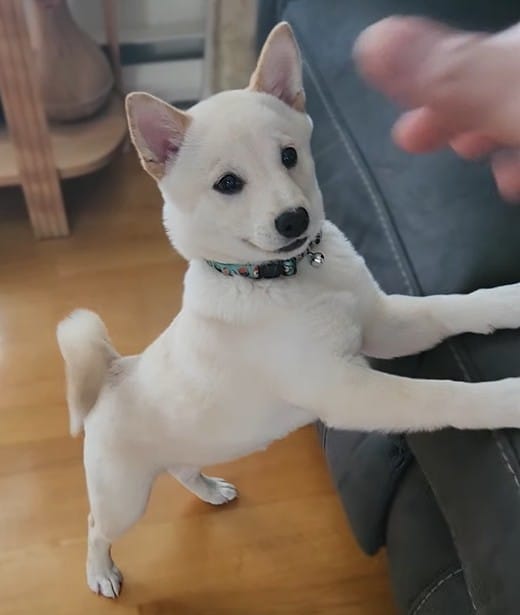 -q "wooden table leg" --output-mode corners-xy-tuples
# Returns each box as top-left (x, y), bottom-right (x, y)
(0, 0), (69, 239)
